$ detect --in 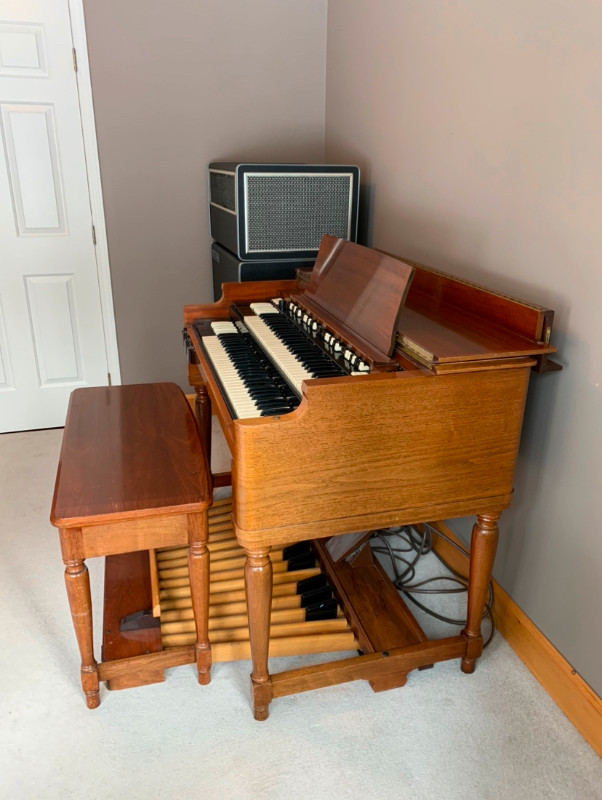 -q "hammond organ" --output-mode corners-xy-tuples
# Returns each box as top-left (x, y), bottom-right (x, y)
(180, 234), (559, 720)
